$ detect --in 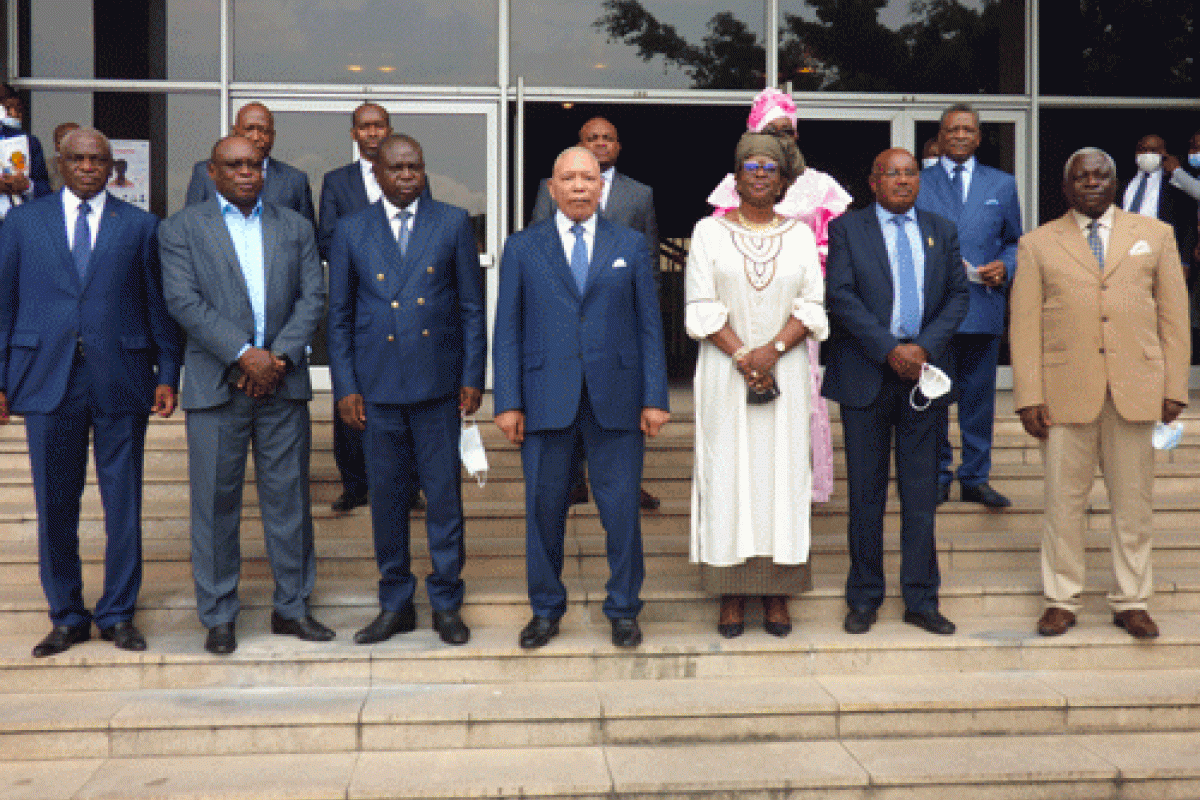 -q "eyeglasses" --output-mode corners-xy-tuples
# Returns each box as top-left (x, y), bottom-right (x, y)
(741, 161), (780, 175)
(877, 168), (919, 178)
